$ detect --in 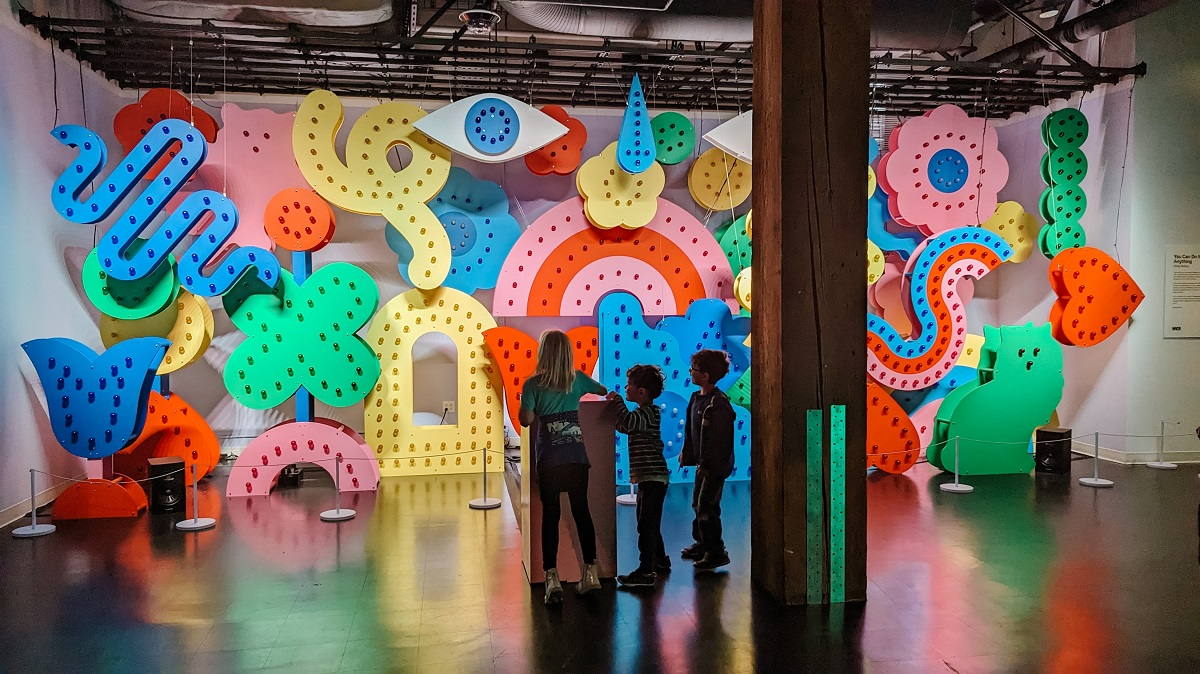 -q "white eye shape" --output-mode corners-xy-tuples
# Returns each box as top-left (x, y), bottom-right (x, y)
(414, 94), (569, 163)
(703, 109), (753, 164)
